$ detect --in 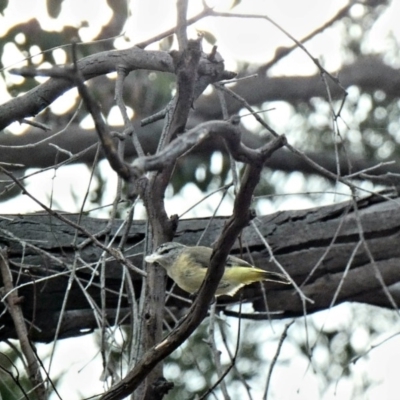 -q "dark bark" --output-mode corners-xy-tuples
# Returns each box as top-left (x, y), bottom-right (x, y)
(1, 121), (398, 197)
(1, 56), (399, 189)
(194, 56), (400, 118)
(1, 190), (399, 342)
(1, 56), (396, 134)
